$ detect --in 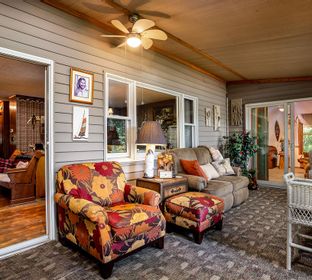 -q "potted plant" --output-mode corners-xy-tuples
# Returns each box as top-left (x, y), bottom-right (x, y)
(223, 131), (259, 189)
